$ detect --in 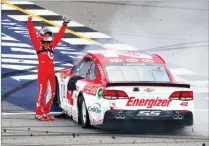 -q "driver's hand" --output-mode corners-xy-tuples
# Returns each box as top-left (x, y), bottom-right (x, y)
(62, 15), (71, 26)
